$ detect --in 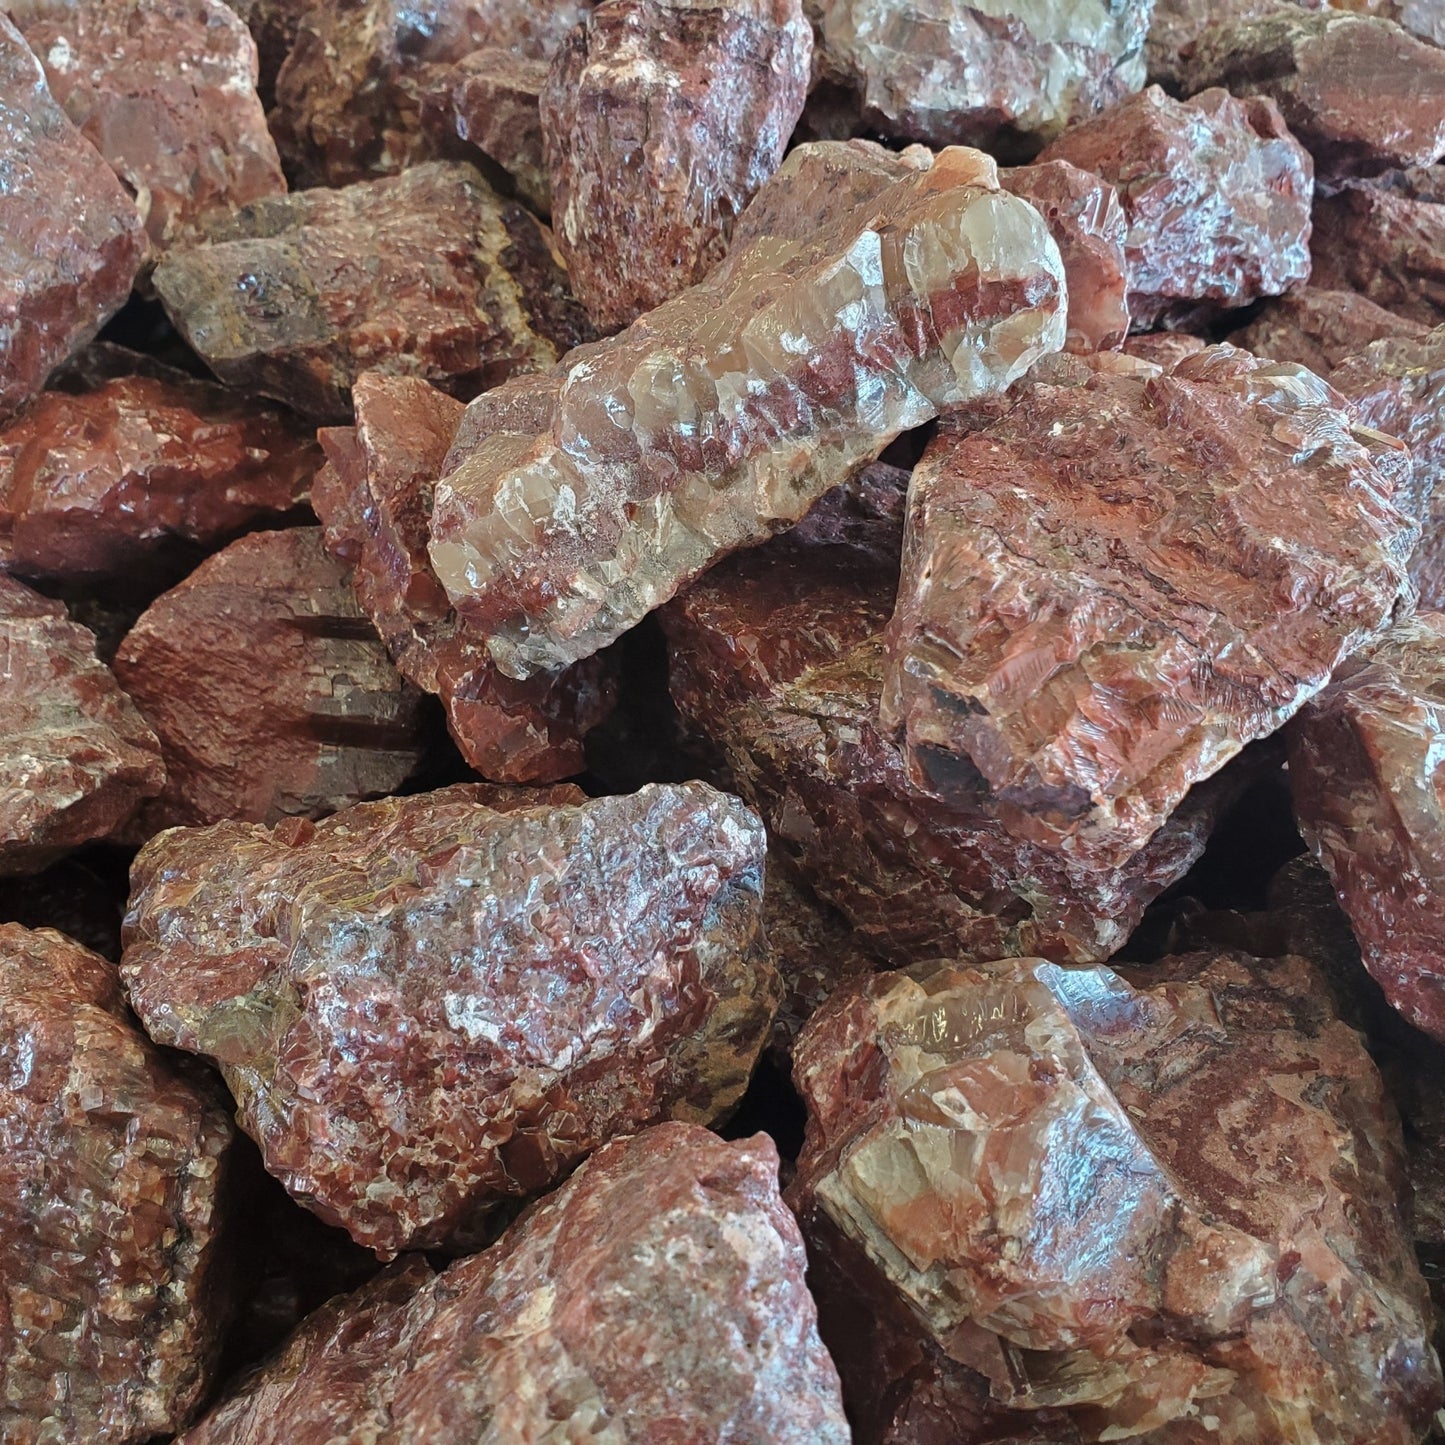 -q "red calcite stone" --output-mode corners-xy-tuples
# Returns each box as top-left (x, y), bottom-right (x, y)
(179, 1126), (849, 1443)
(1040, 85), (1314, 330)
(0, 923), (233, 1445)
(0, 14), (144, 424)
(120, 782), (779, 1255)
(1233, 284), (1428, 375)
(1120, 329), (1208, 368)
(1146, 0), (1329, 87)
